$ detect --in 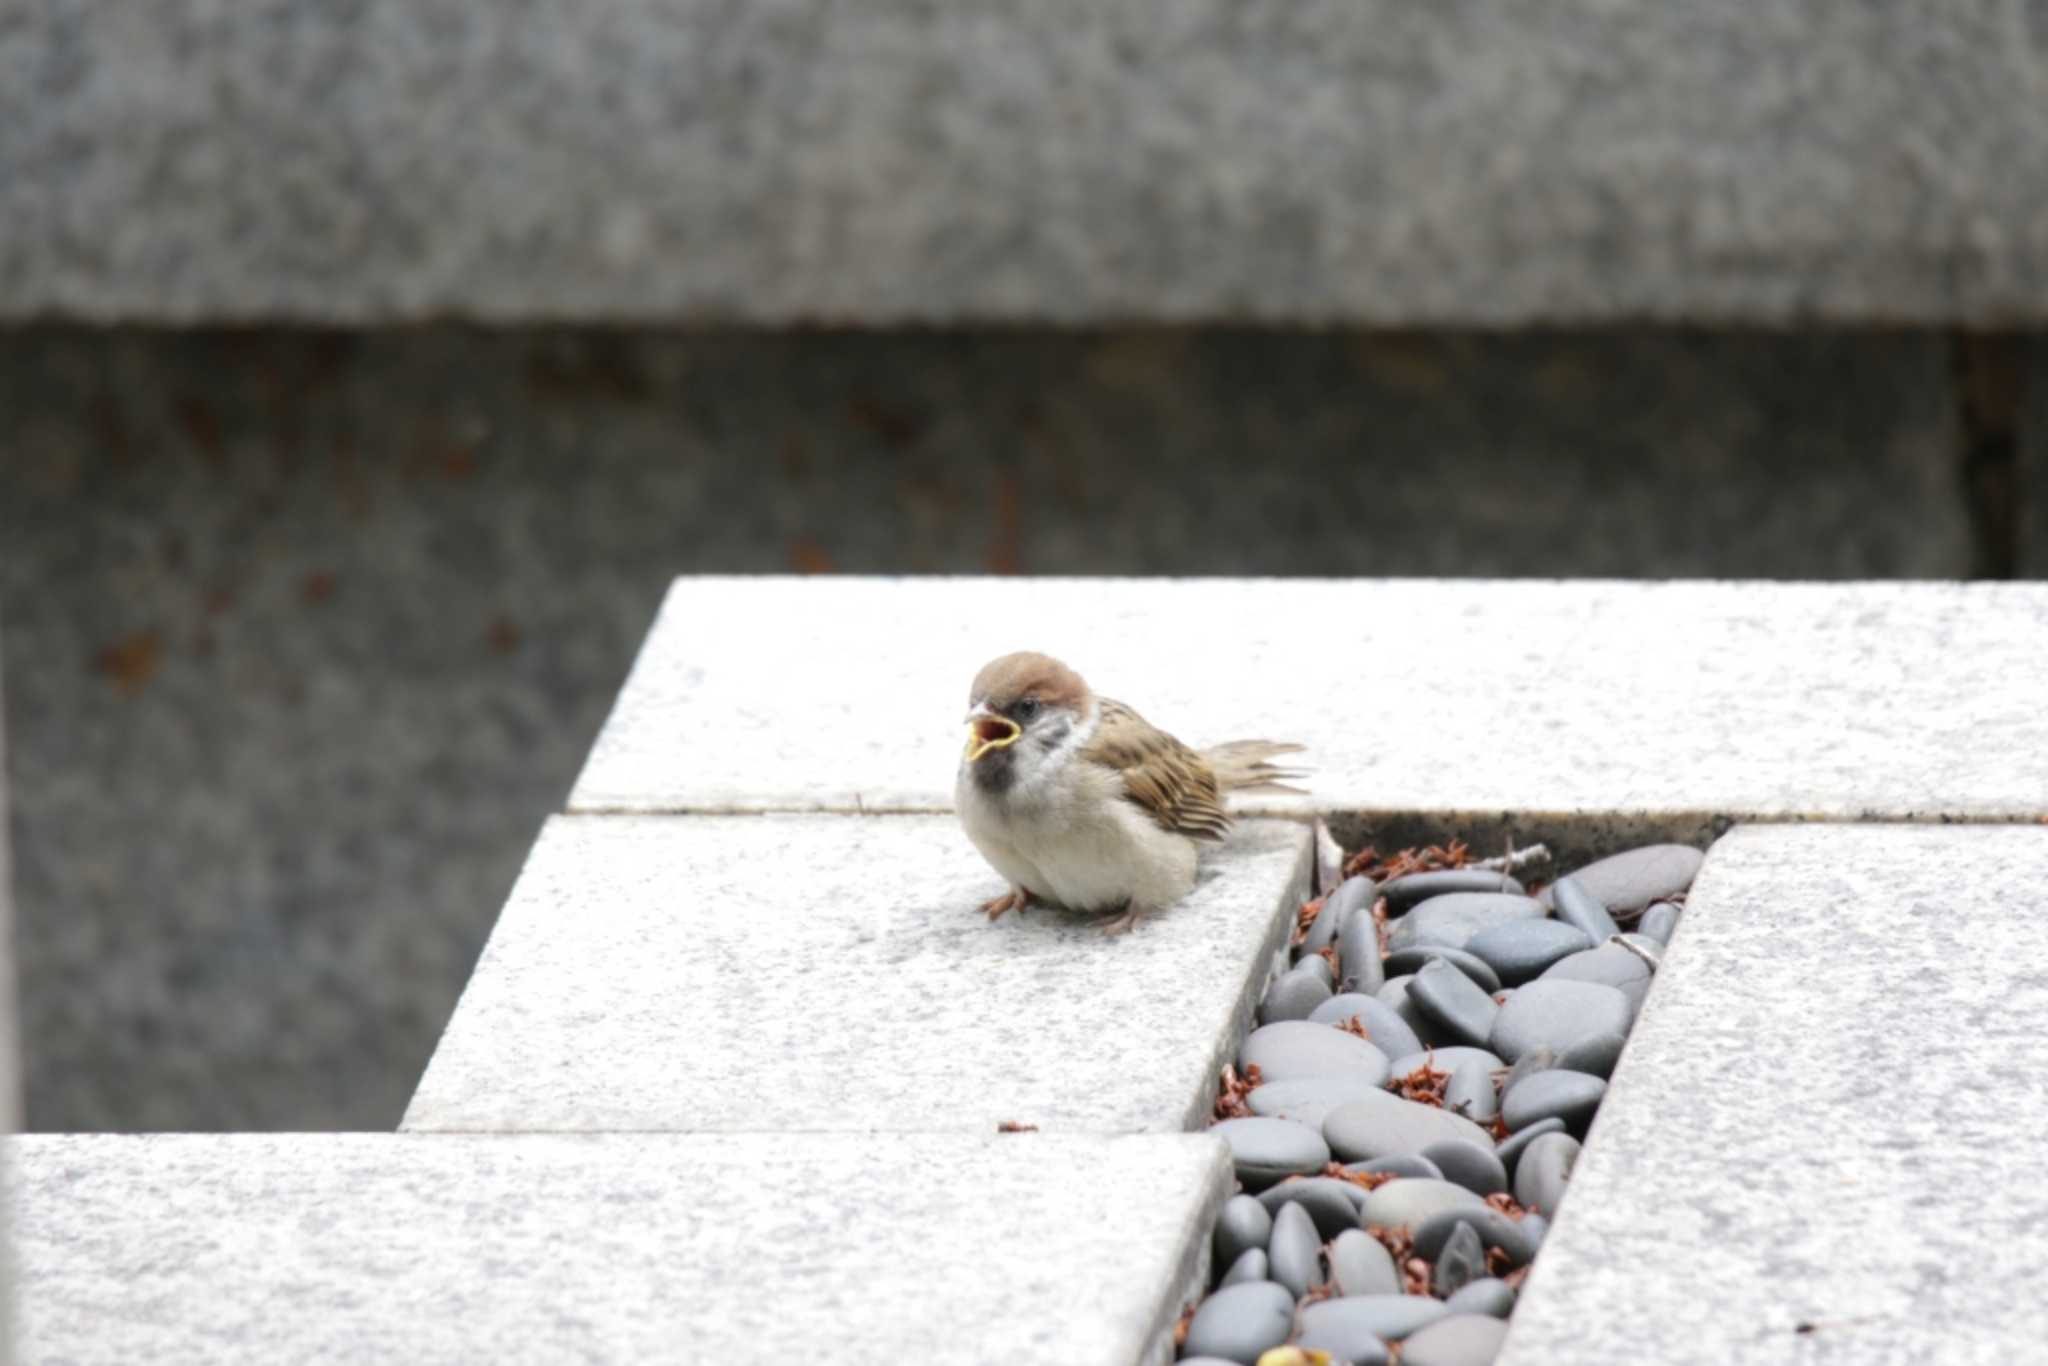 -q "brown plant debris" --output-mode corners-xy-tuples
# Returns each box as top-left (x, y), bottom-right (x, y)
(1291, 894), (1327, 947)
(93, 631), (162, 695)
(1213, 1063), (1263, 1121)
(1322, 1163), (1401, 1193)
(995, 1120), (1038, 1133)
(1173, 1298), (1195, 1349)
(1393, 1063), (1451, 1108)
(1343, 839), (1474, 883)
(1332, 1016), (1373, 1044)
(1363, 1225), (1433, 1297)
